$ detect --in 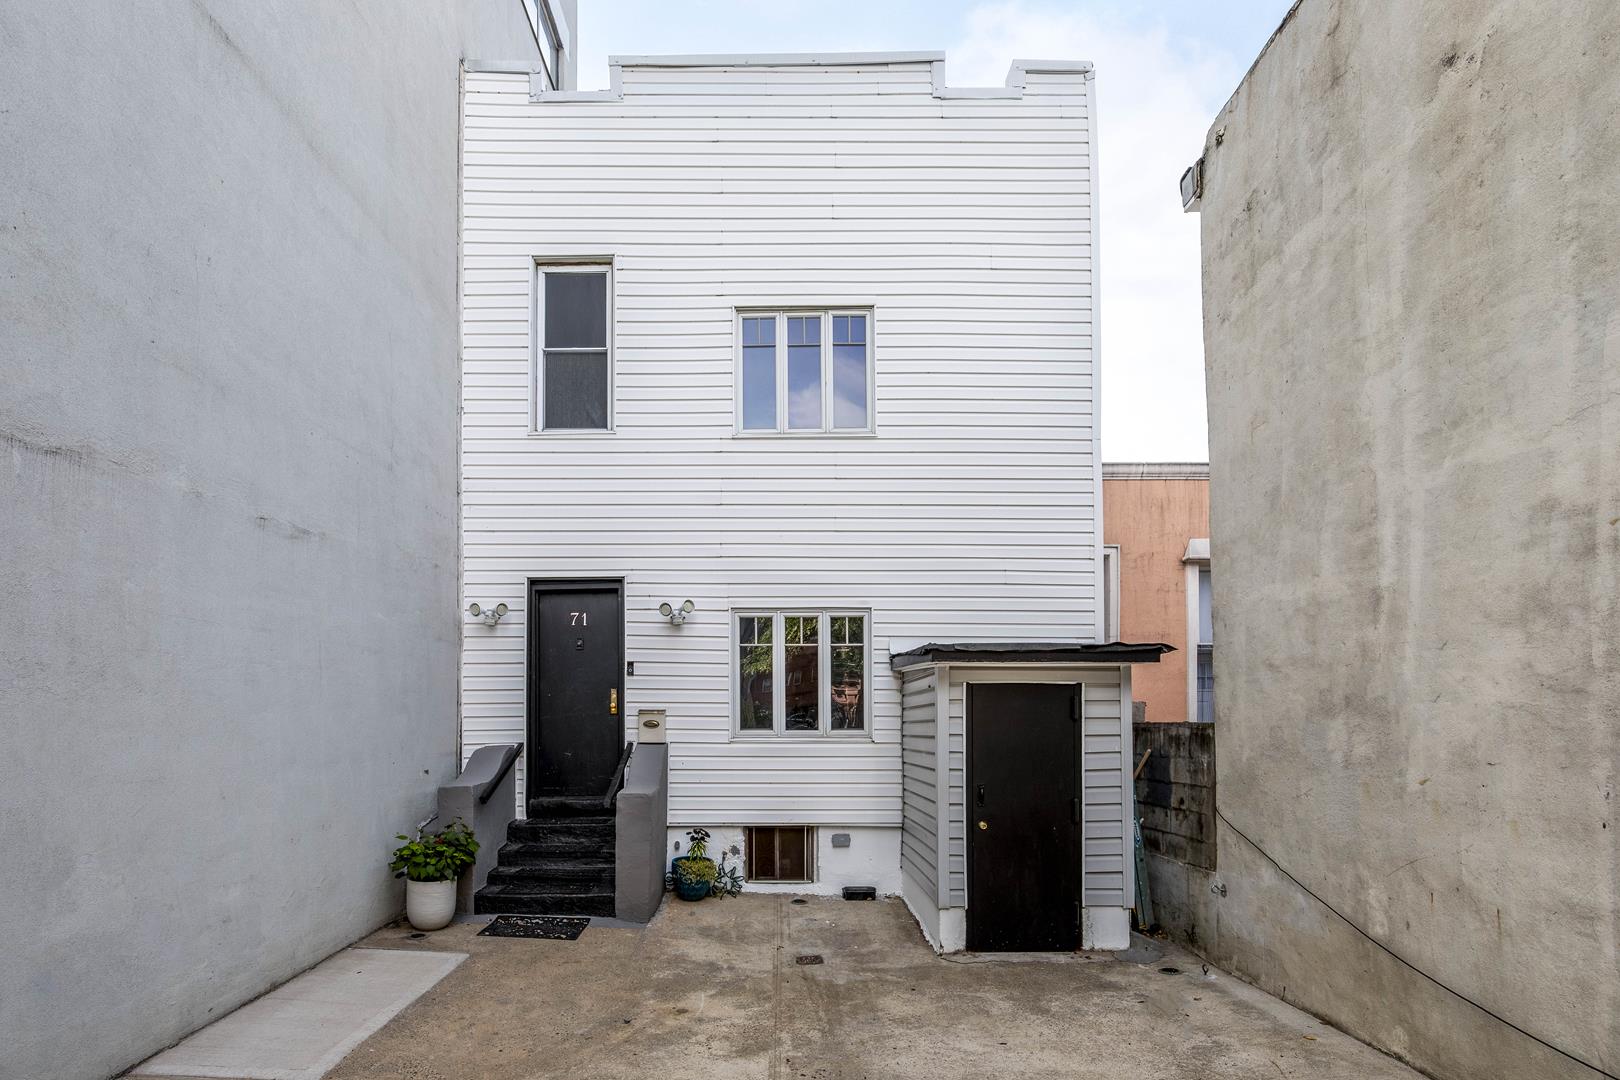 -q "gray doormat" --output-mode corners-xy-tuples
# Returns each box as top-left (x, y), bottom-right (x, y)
(478, 915), (588, 940)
